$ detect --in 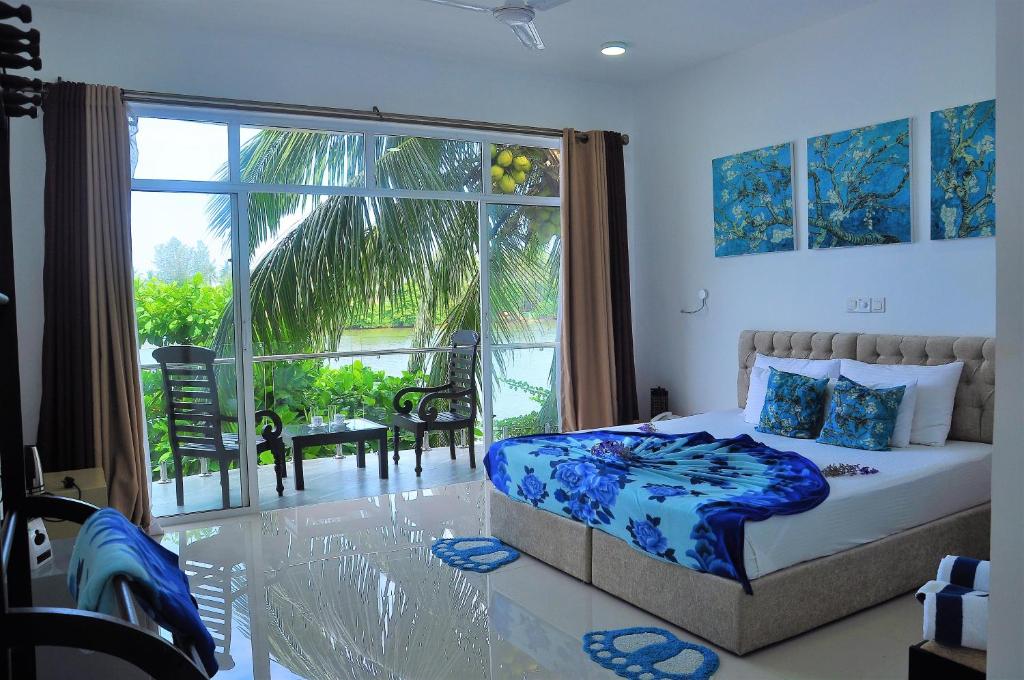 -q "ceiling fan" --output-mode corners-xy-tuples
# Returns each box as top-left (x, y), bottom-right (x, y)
(418, 0), (571, 50)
